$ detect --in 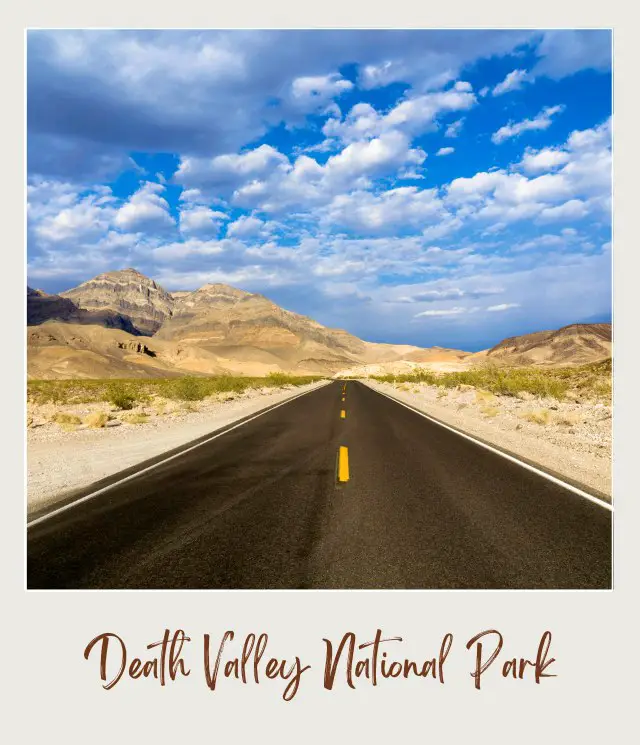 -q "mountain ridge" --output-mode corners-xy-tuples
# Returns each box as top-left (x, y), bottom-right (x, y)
(26, 269), (611, 379)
